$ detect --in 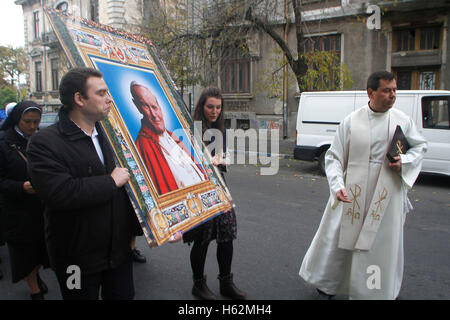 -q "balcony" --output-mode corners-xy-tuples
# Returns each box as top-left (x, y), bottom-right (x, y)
(41, 31), (59, 48)
(391, 49), (441, 68)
